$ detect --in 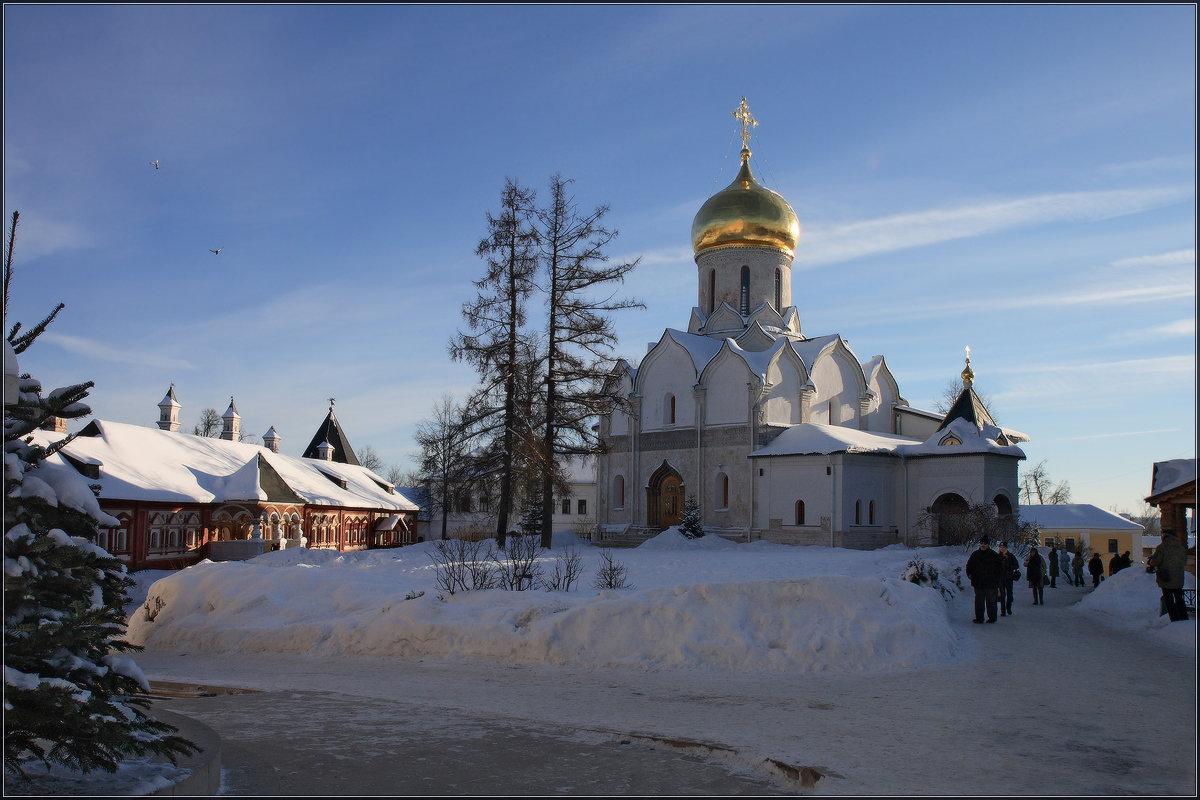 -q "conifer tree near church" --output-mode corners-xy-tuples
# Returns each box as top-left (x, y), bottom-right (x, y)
(3, 211), (195, 778)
